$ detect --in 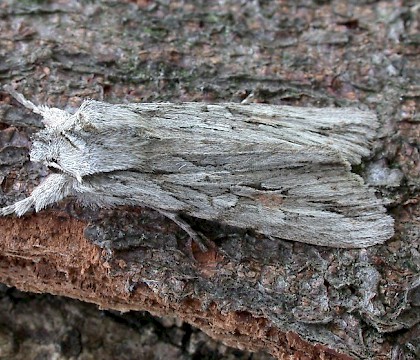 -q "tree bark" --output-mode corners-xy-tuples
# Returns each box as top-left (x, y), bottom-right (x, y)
(0, 1), (419, 359)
